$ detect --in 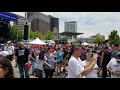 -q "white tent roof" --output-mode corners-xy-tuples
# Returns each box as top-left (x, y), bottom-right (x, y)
(30, 37), (46, 45)
(81, 42), (91, 46)
(47, 40), (55, 44)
